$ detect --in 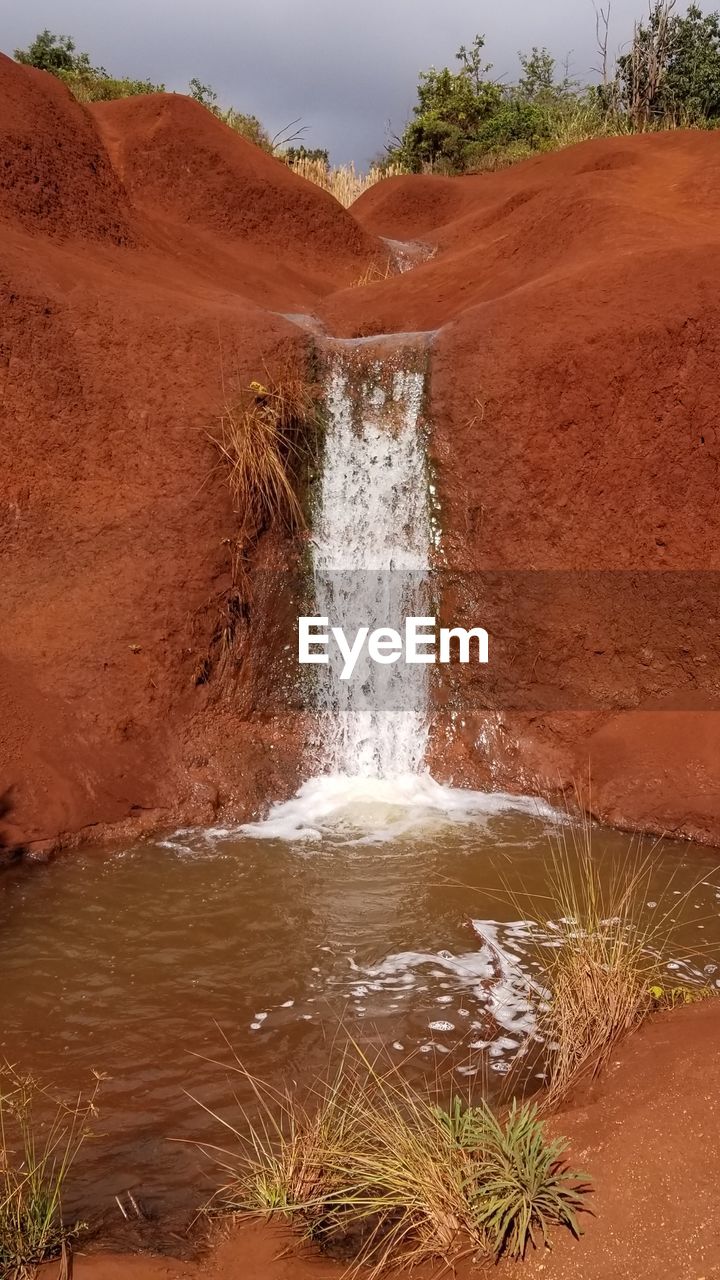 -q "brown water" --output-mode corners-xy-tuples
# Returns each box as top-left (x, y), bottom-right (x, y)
(1, 808), (719, 1228)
